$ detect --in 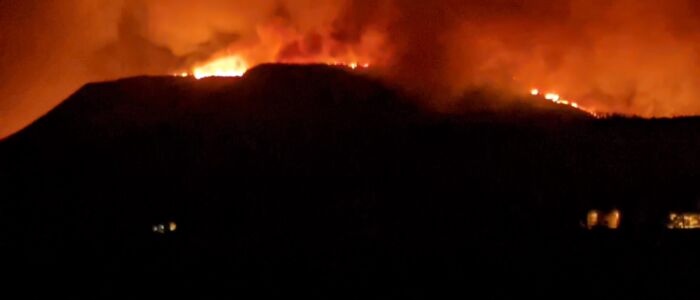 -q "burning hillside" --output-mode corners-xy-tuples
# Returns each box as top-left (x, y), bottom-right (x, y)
(4, 0), (700, 138)
(182, 54), (370, 79)
(530, 89), (602, 118)
(7, 2), (700, 297)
